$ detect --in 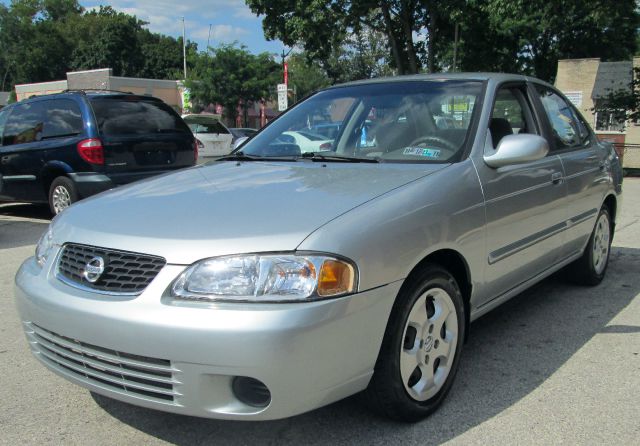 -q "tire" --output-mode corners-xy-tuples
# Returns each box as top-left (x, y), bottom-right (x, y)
(567, 206), (612, 286)
(48, 176), (78, 215)
(365, 264), (466, 422)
